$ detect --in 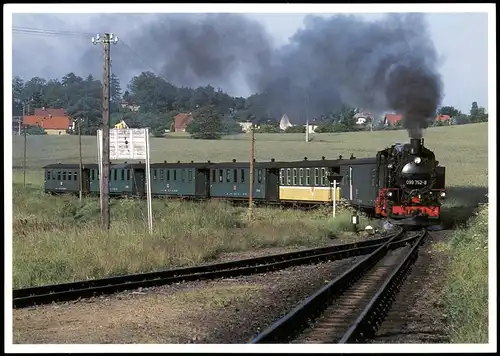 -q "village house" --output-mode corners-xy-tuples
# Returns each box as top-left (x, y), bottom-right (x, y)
(383, 113), (404, 126)
(435, 114), (451, 124)
(174, 113), (194, 132)
(238, 122), (254, 133)
(23, 107), (72, 135)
